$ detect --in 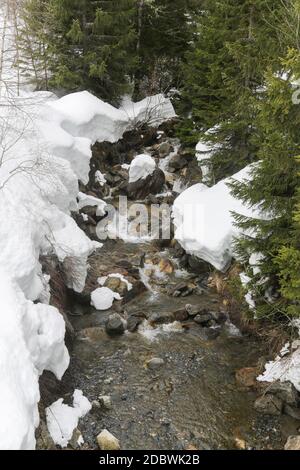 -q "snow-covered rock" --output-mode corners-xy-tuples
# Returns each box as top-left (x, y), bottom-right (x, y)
(46, 390), (91, 448)
(77, 192), (107, 217)
(91, 287), (122, 311)
(129, 154), (156, 183)
(95, 170), (107, 187)
(173, 165), (263, 271)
